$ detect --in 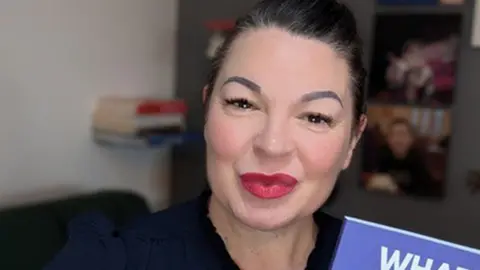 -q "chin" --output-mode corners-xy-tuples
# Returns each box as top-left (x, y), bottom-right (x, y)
(231, 201), (297, 231)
